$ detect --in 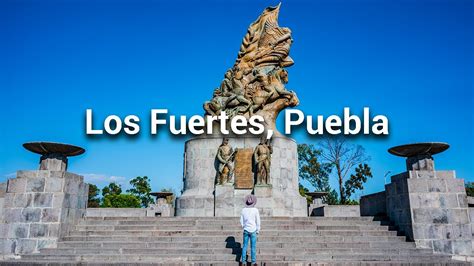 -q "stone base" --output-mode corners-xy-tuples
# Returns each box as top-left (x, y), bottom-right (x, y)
(213, 184), (306, 217)
(385, 170), (472, 256)
(311, 205), (360, 217)
(175, 195), (214, 217)
(215, 185), (251, 217)
(0, 170), (88, 255)
(147, 198), (174, 217)
(176, 136), (307, 217)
